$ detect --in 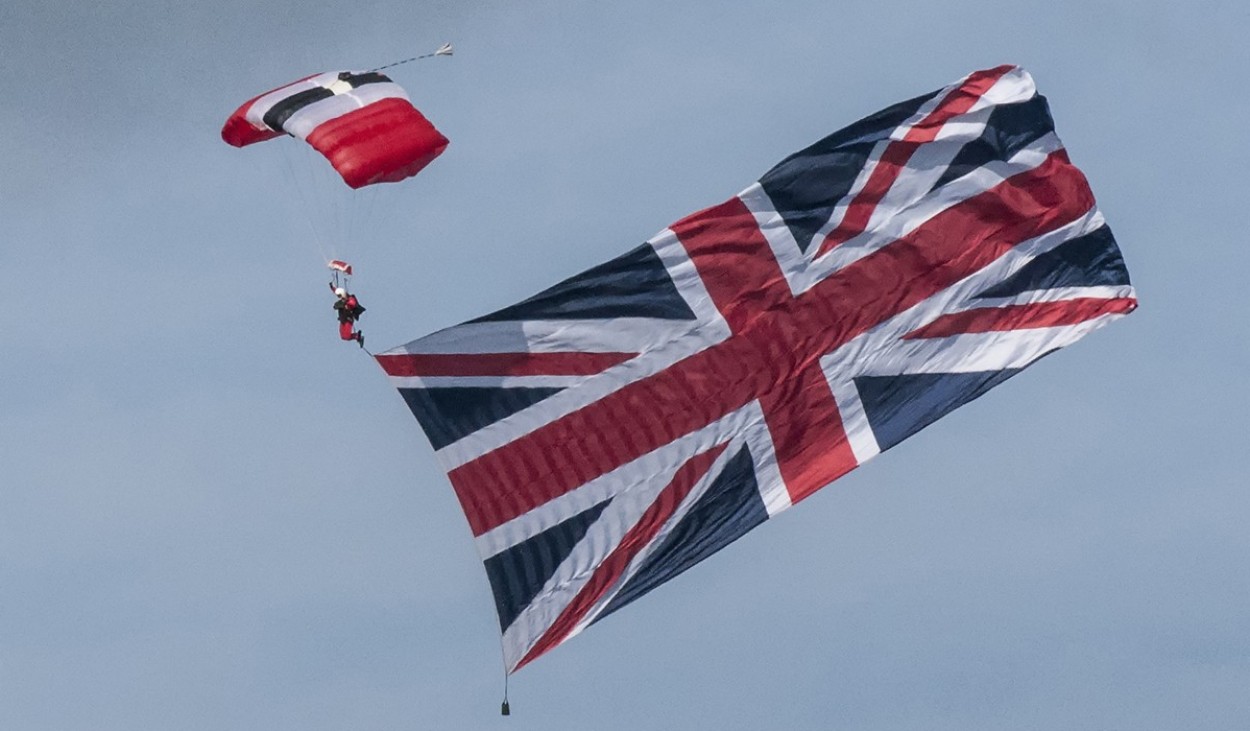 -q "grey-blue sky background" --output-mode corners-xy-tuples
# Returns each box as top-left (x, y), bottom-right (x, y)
(3, 1), (1247, 729)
